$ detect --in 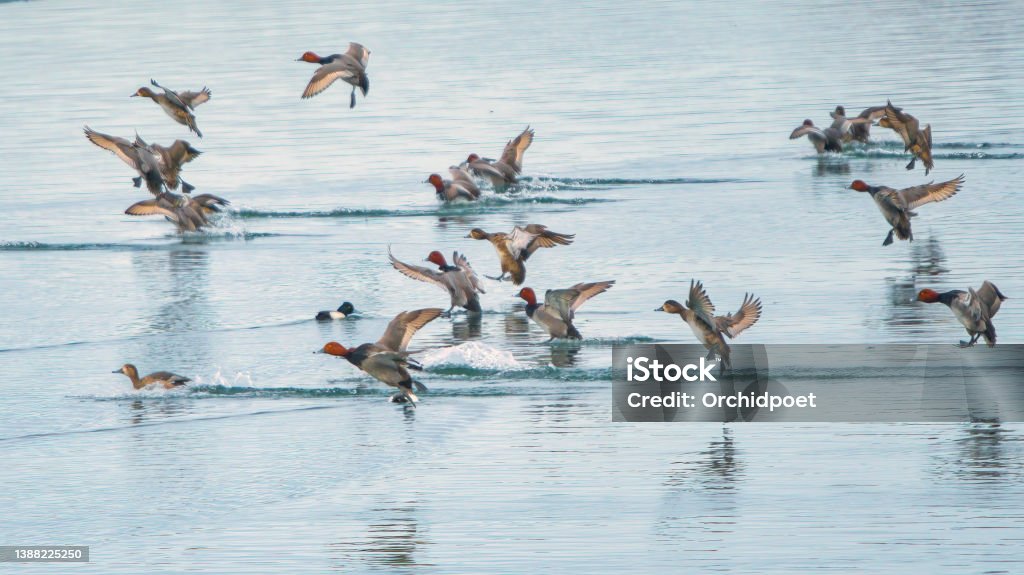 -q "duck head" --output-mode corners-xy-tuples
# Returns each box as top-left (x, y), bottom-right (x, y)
(516, 287), (537, 305)
(833, 105), (846, 116)
(916, 289), (941, 303)
(132, 87), (156, 98)
(466, 228), (488, 240)
(426, 173), (444, 193)
(318, 342), (349, 356)
(848, 179), (871, 192)
(655, 300), (686, 314)
(466, 153), (480, 163)
(337, 302), (355, 315)
(801, 119), (814, 127)
(426, 251), (448, 268)
(112, 363), (138, 377)
(296, 51), (323, 63)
